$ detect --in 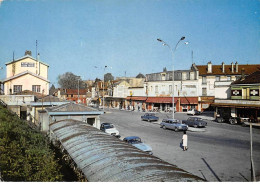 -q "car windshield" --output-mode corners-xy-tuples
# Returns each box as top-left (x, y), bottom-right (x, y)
(197, 118), (202, 120)
(129, 138), (142, 144)
(104, 124), (114, 129)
